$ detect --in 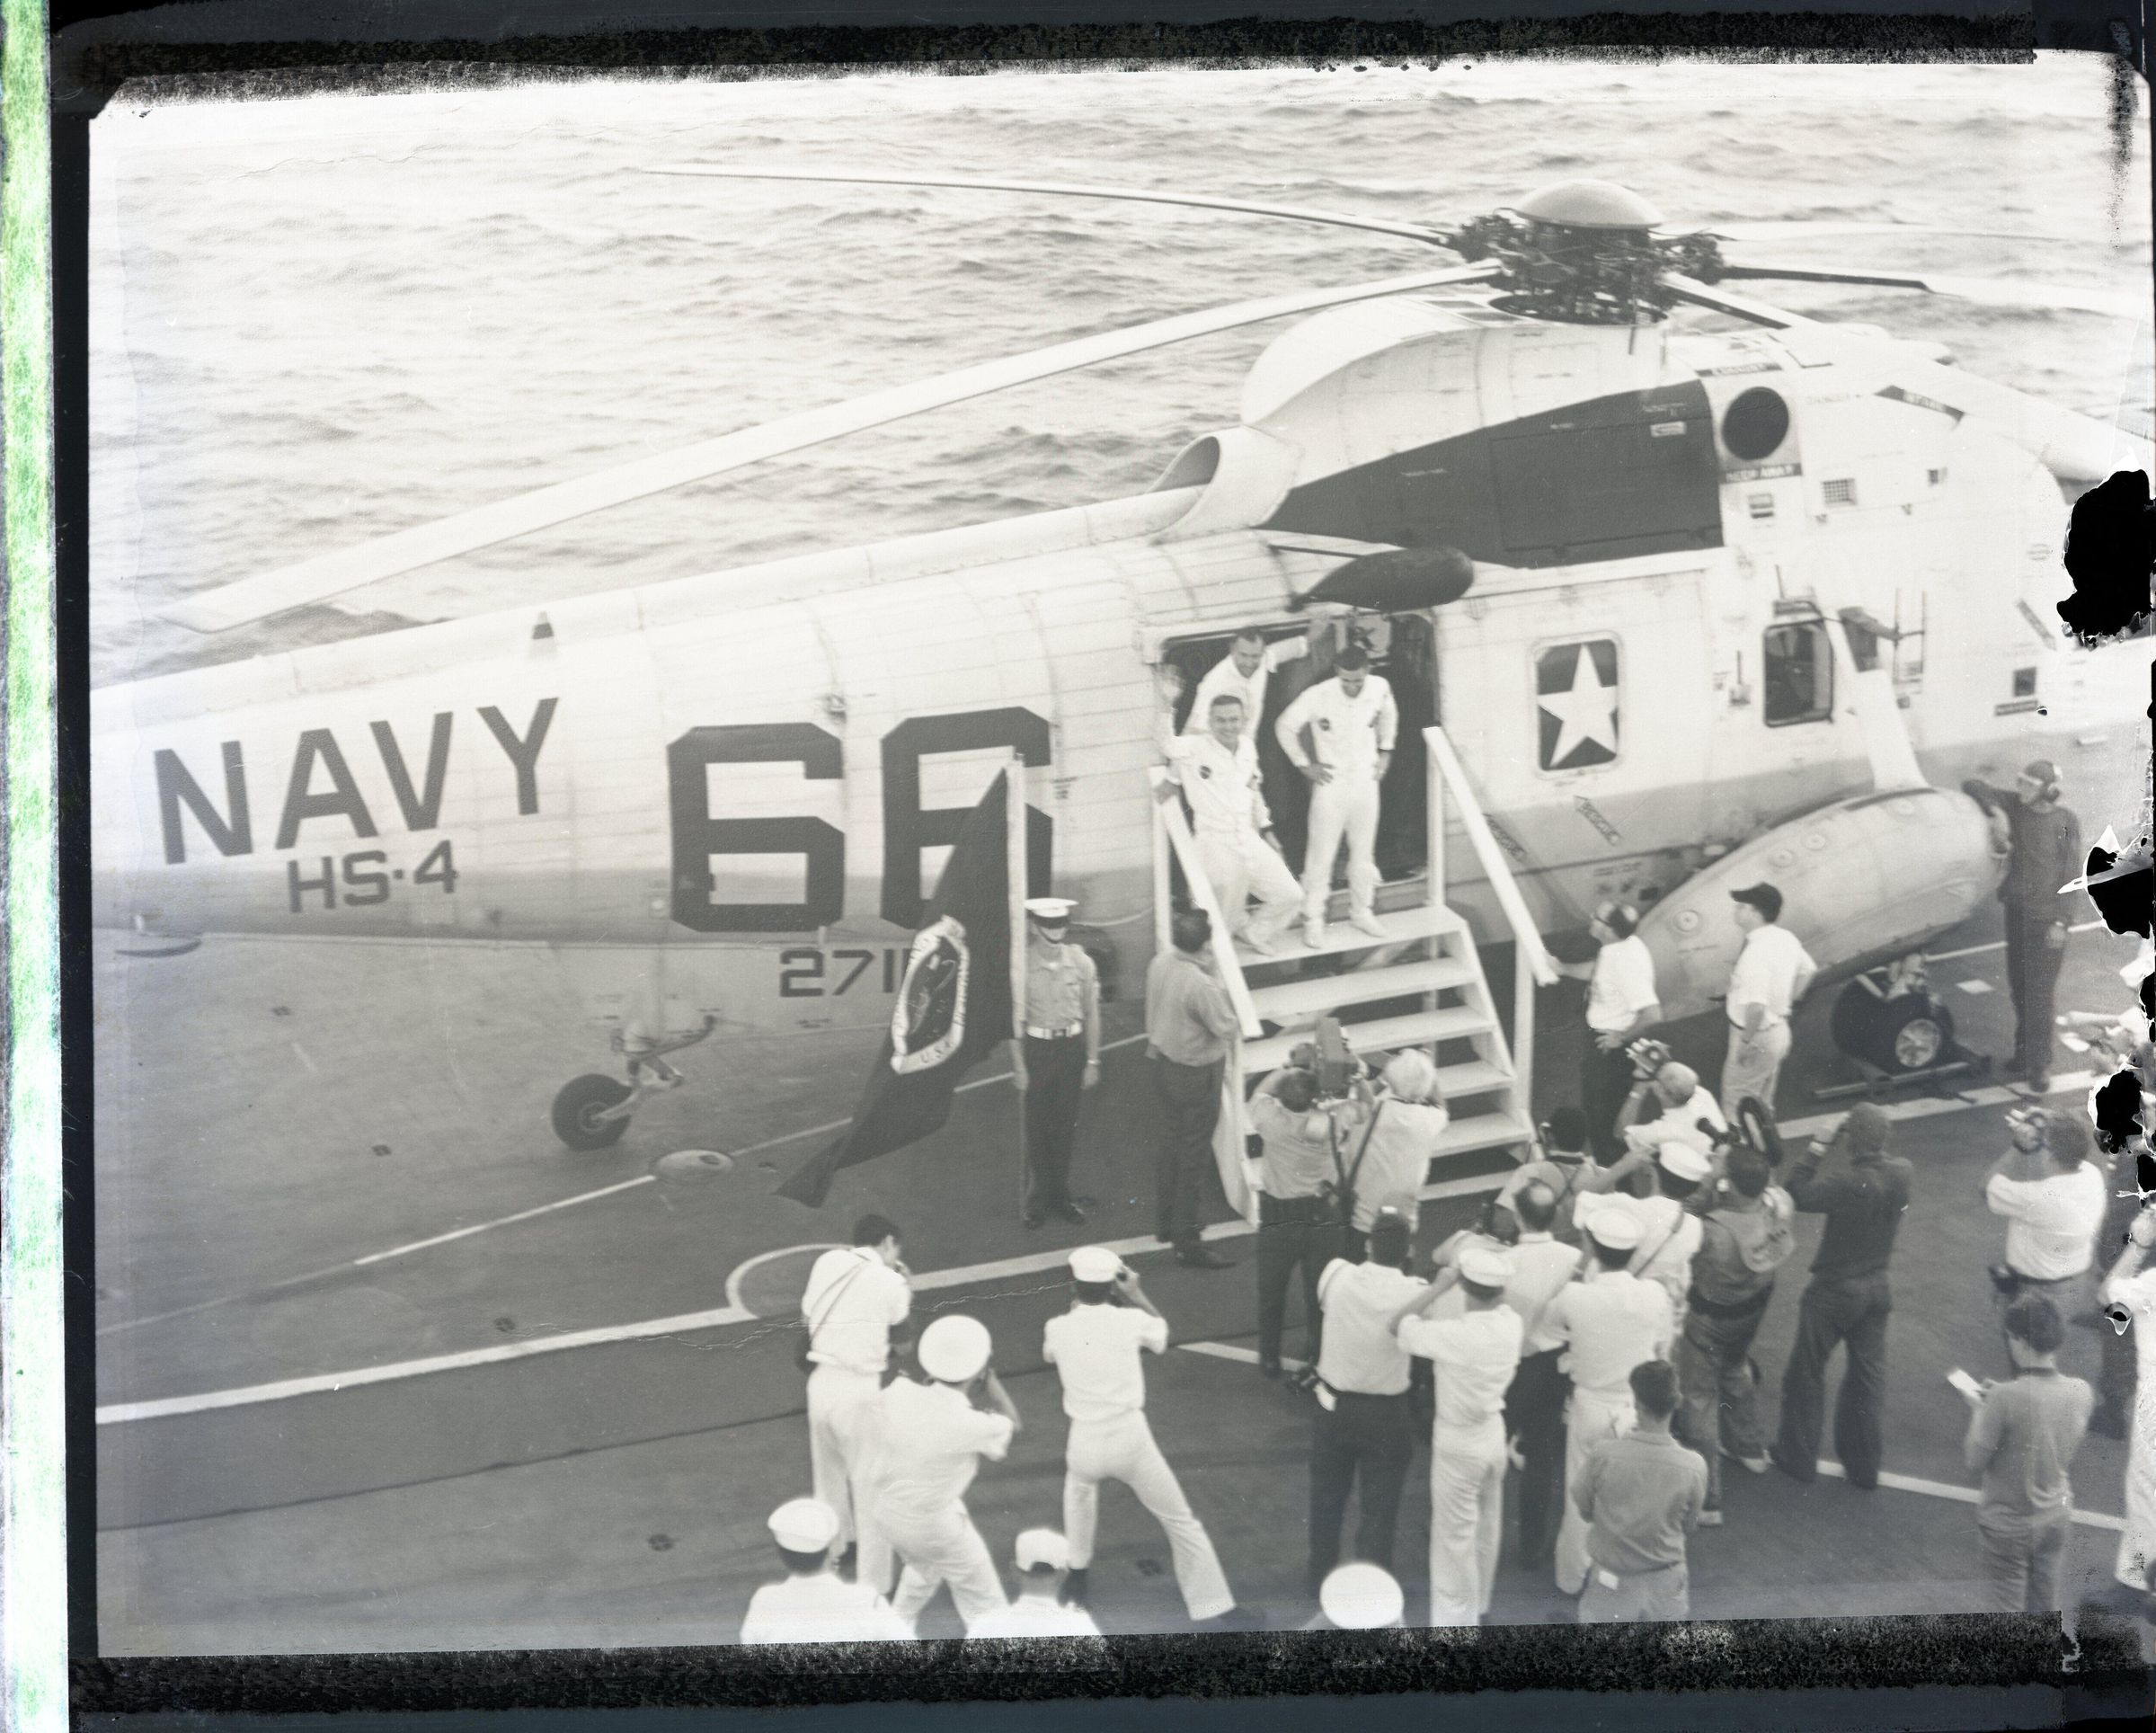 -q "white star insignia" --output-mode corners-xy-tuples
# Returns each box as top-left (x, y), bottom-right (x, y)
(1539, 645), (1619, 768)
